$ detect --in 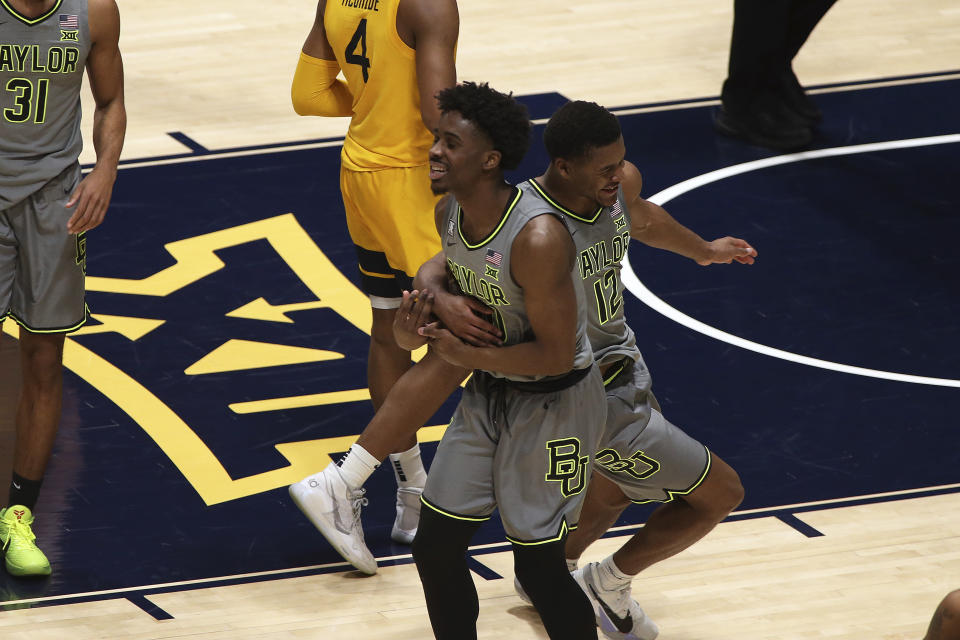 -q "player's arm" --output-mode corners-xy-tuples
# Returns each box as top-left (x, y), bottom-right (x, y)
(67, 0), (125, 234)
(291, 0), (353, 117)
(623, 162), (757, 265)
(402, 0), (458, 132)
(421, 215), (578, 376)
(412, 197), (501, 347)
